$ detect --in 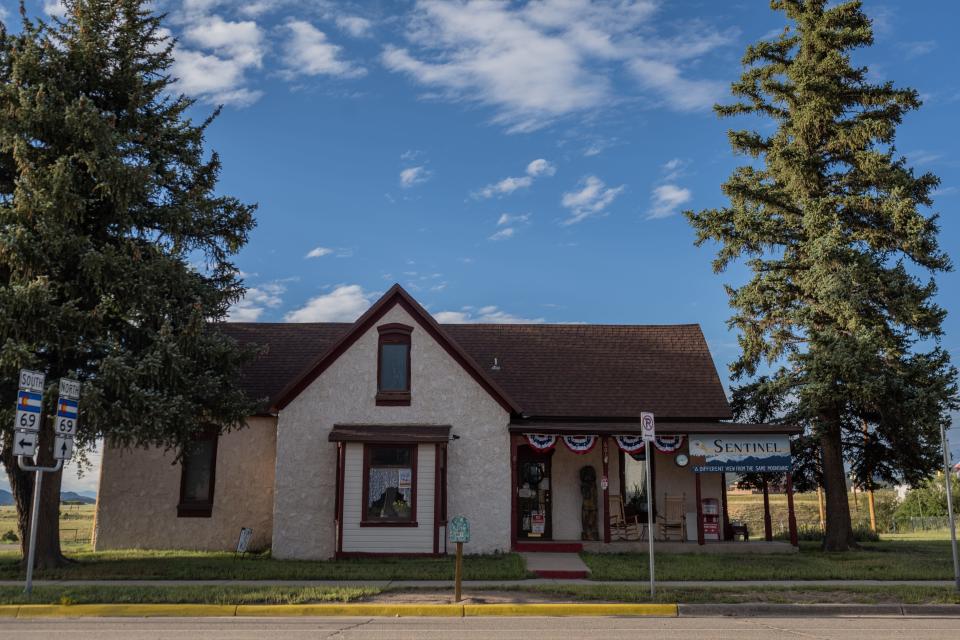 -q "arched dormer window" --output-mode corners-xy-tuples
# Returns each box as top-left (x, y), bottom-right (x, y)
(376, 323), (412, 406)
